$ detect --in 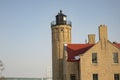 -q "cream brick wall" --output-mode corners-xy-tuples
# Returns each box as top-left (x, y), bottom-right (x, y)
(79, 25), (120, 80)
(79, 41), (120, 80)
(51, 25), (71, 80)
(63, 51), (79, 80)
(63, 44), (80, 80)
